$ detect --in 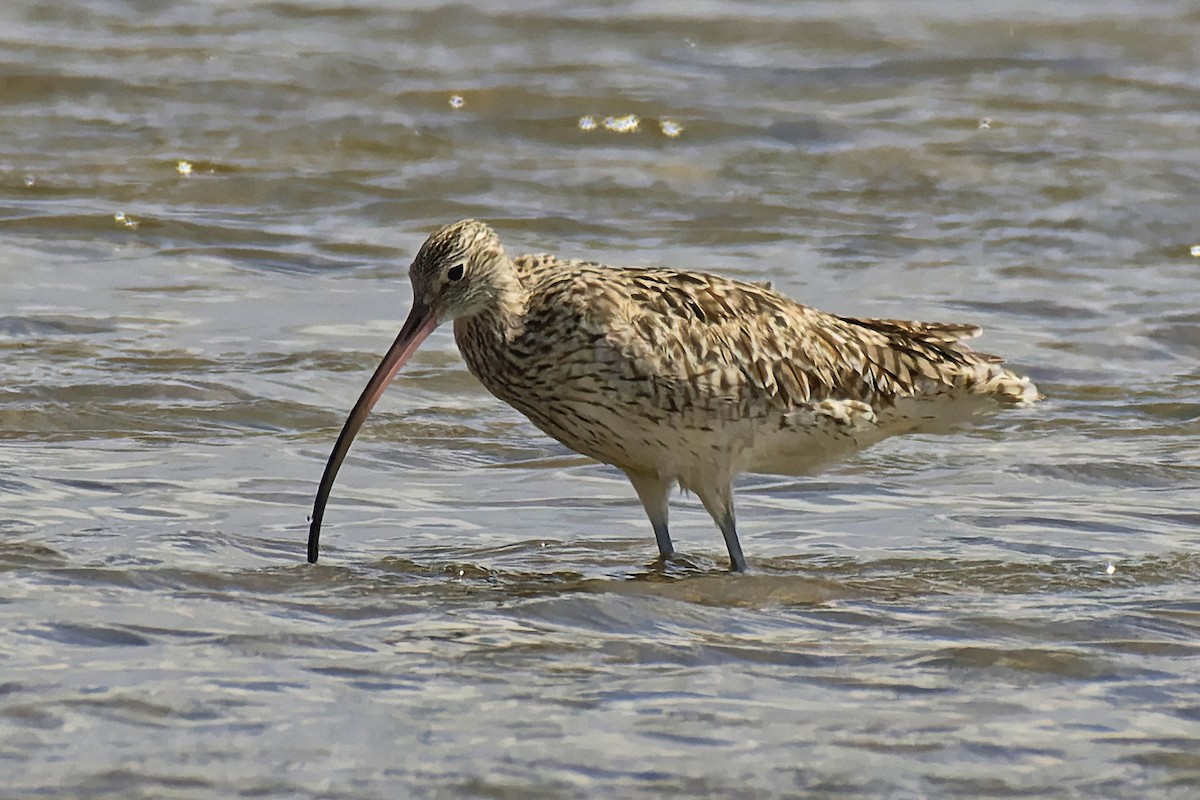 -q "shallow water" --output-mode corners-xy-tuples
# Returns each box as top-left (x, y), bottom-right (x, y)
(3, 1), (1199, 797)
